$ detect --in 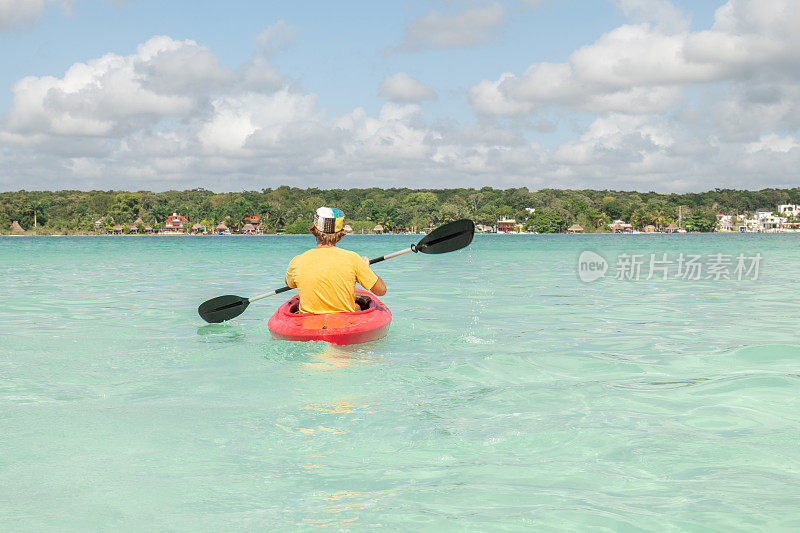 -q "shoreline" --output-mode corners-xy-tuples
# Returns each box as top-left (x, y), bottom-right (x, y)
(4, 231), (800, 237)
